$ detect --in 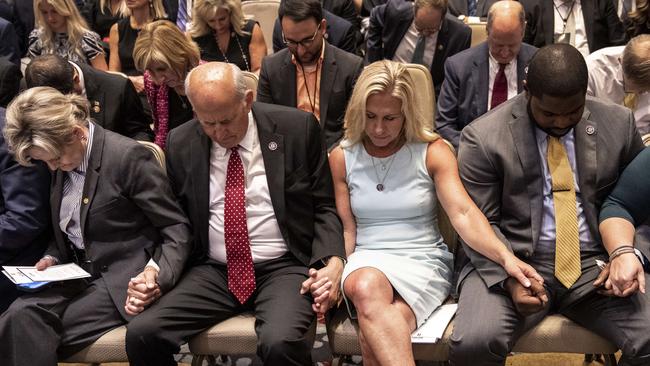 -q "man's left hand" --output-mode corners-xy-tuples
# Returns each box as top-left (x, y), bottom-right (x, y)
(125, 266), (161, 316)
(300, 257), (344, 315)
